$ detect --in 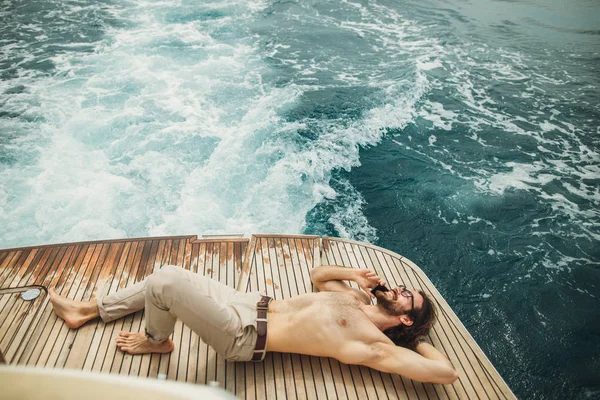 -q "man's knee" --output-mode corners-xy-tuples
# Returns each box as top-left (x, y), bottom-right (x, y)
(146, 266), (185, 302)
